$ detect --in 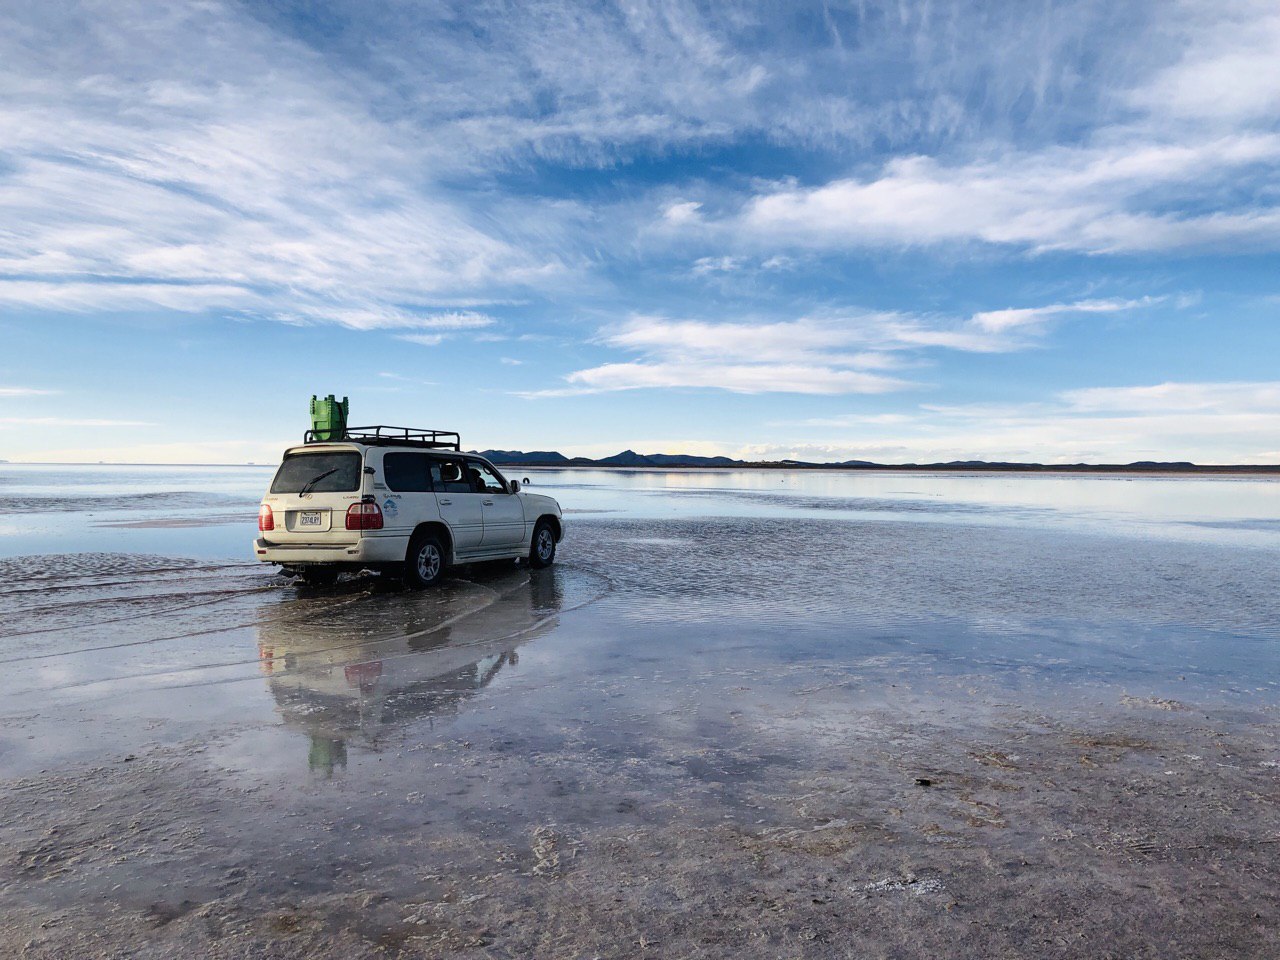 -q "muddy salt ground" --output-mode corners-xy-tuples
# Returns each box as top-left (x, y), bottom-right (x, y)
(1, 465), (1278, 958)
